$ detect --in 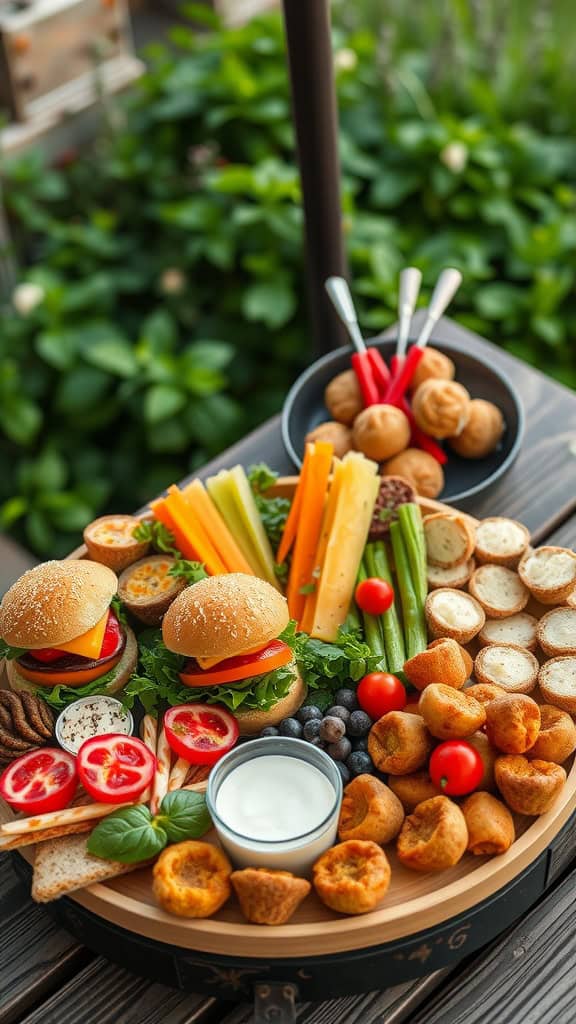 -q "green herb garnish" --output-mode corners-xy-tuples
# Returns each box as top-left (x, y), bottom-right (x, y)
(0, 639), (27, 660)
(87, 790), (211, 864)
(247, 463), (291, 552)
(133, 519), (180, 556)
(168, 559), (207, 585)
